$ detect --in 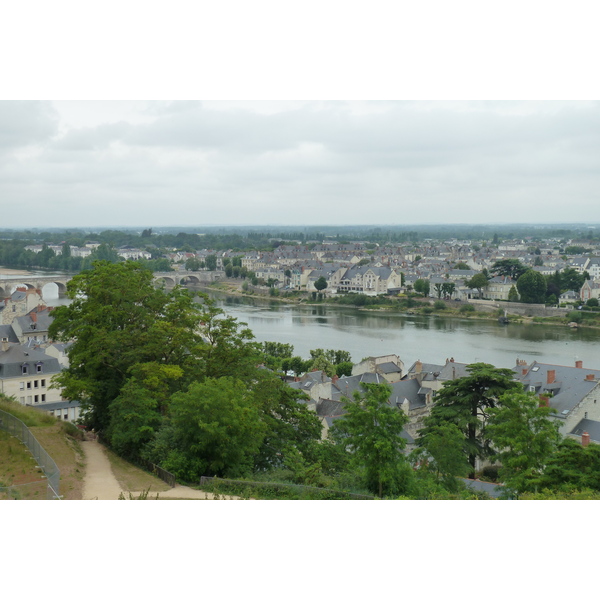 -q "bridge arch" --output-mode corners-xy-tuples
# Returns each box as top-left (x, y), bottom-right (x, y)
(179, 275), (203, 286)
(154, 276), (177, 288)
(41, 281), (68, 299)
